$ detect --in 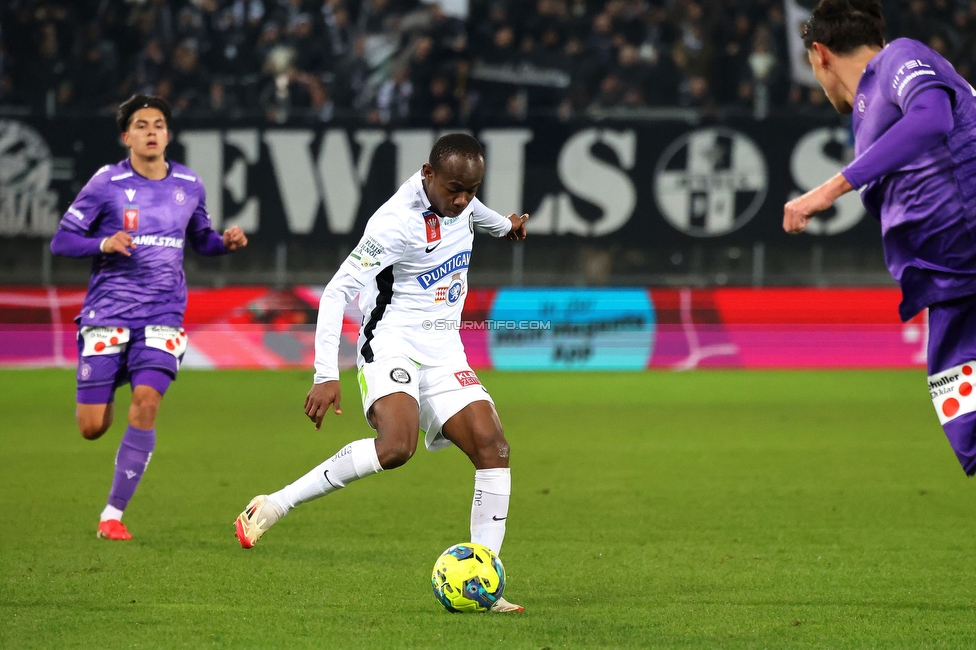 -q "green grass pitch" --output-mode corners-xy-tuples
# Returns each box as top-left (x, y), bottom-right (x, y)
(2, 368), (976, 648)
